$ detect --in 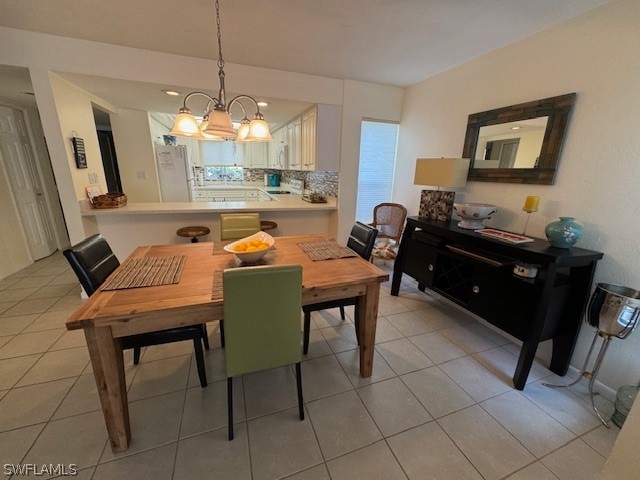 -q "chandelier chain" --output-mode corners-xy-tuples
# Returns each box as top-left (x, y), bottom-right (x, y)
(215, 0), (225, 70)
